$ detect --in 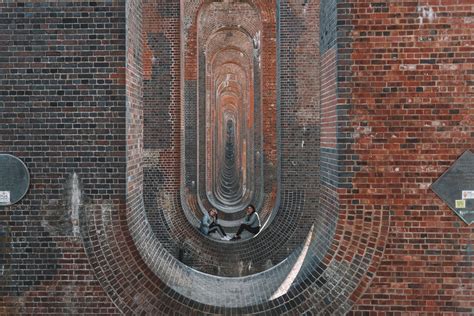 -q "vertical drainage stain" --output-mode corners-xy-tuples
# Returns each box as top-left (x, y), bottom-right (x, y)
(70, 173), (82, 238)
(0, 223), (11, 286)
